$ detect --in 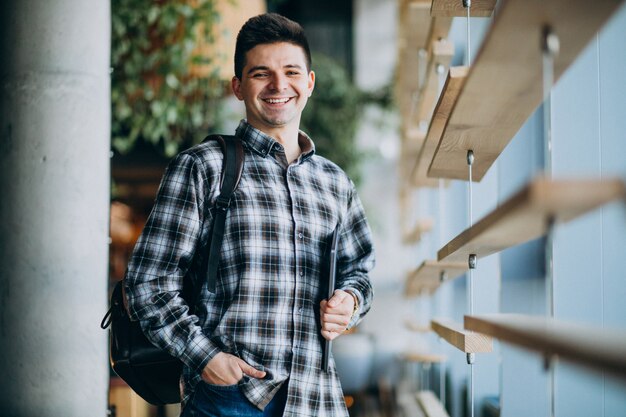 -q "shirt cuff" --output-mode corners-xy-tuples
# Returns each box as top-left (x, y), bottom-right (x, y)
(183, 334), (222, 377)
